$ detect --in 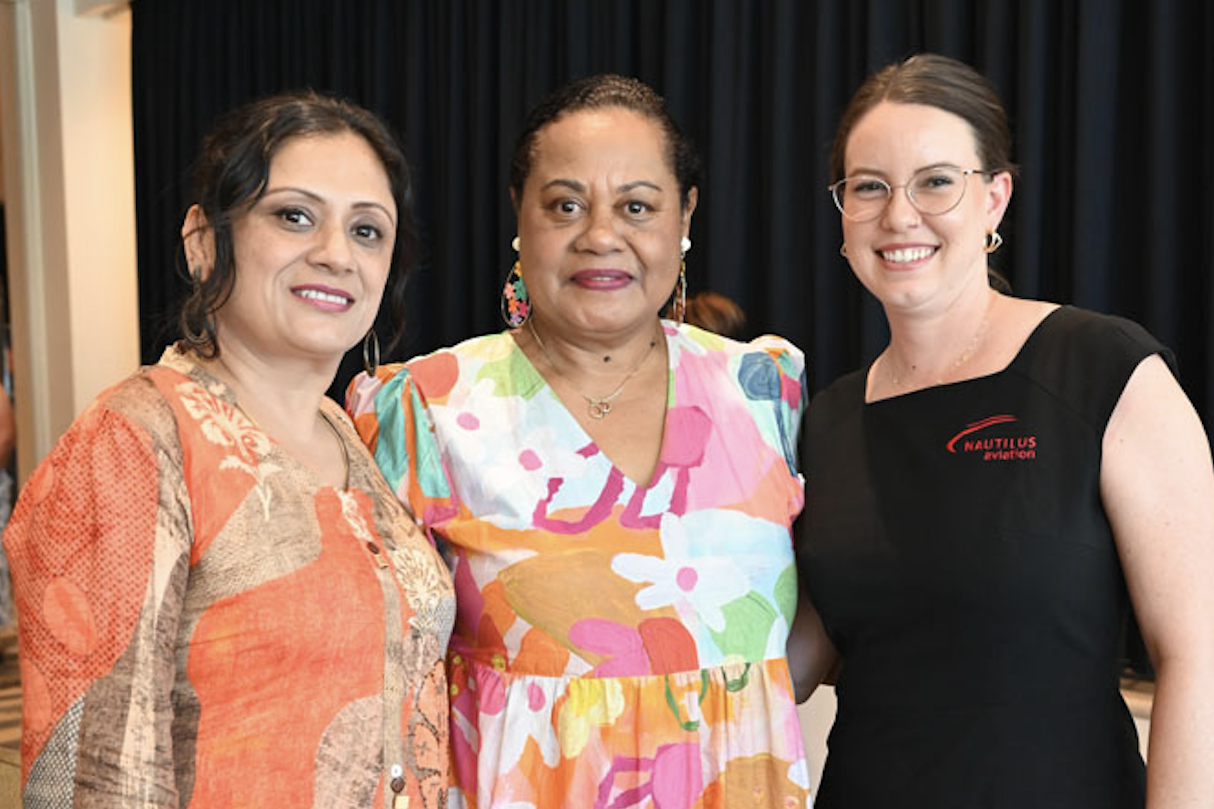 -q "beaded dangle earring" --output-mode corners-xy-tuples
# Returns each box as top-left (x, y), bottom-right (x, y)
(500, 236), (531, 328)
